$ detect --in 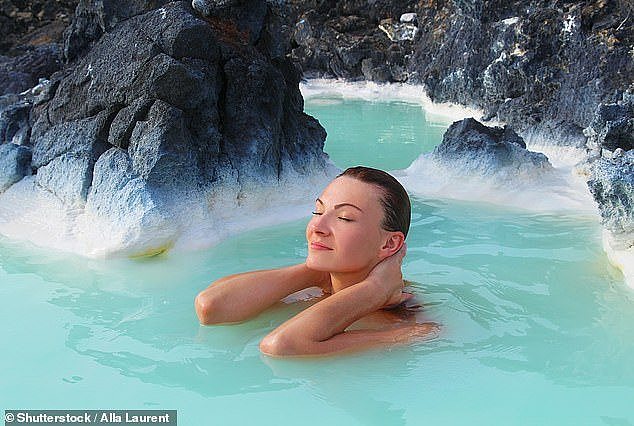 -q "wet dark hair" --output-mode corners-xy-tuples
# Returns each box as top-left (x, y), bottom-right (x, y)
(337, 166), (411, 238)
